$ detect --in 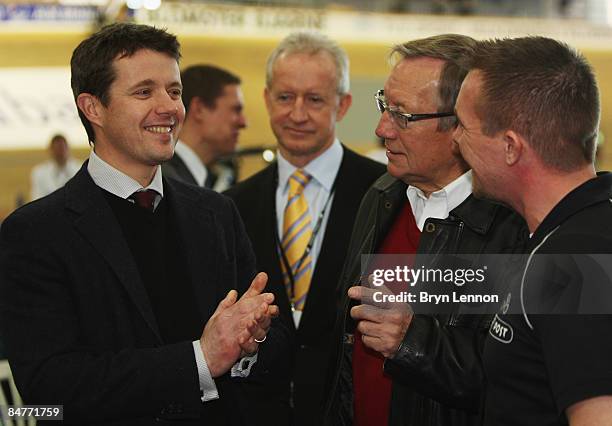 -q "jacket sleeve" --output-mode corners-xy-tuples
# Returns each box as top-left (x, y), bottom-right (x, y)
(383, 313), (488, 411)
